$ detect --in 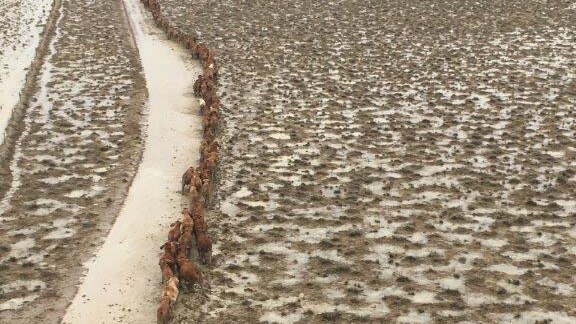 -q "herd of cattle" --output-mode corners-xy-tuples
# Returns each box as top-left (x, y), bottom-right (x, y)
(139, 0), (222, 322)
